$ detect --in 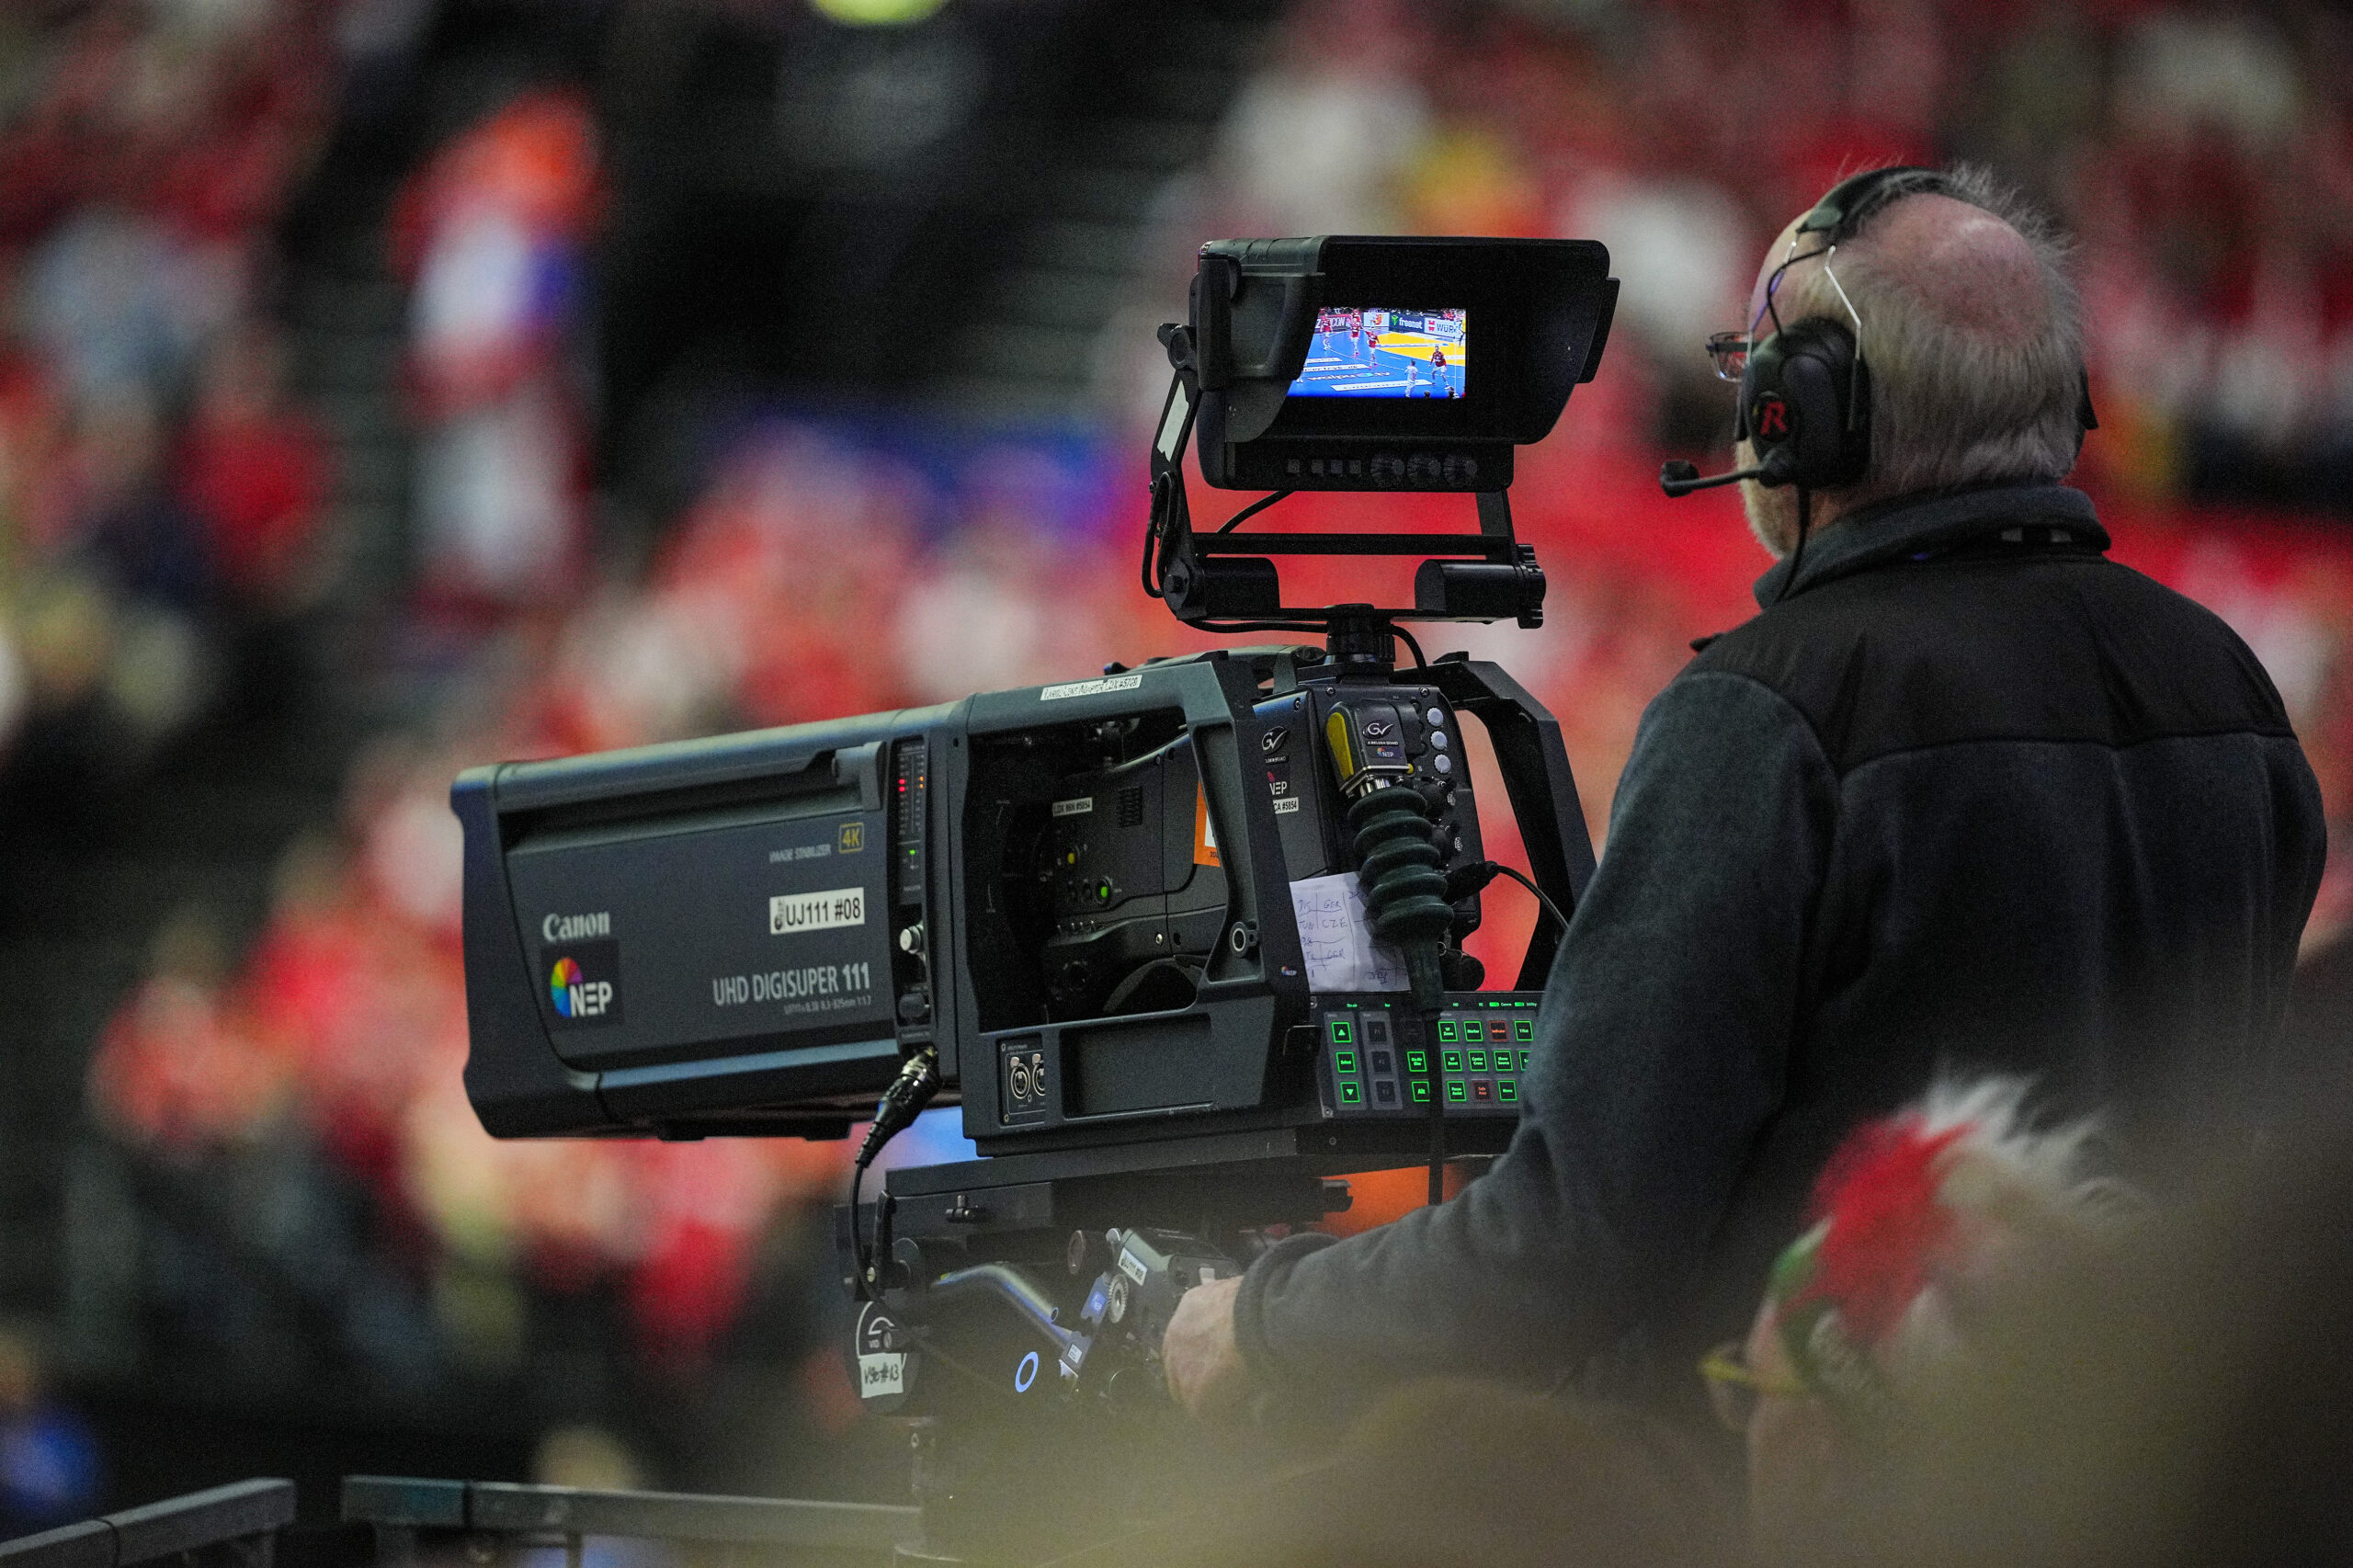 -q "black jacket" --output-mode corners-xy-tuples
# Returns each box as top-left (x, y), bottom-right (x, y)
(1233, 483), (2327, 1400)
